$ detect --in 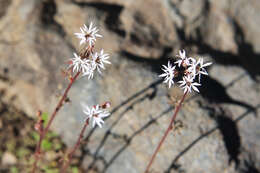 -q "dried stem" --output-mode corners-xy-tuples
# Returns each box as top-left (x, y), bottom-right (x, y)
(145, 91), (188, 173)
(61, 119), (89, 173)
(32, 72), (80, 173)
